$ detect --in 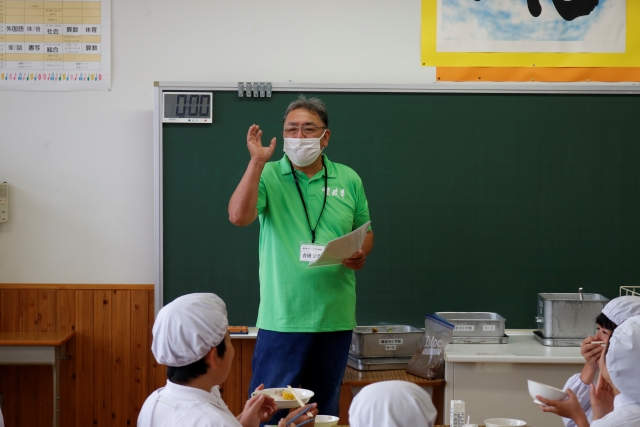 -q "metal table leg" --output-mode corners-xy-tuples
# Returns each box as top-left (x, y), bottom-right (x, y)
(53, 345), (63, 427)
